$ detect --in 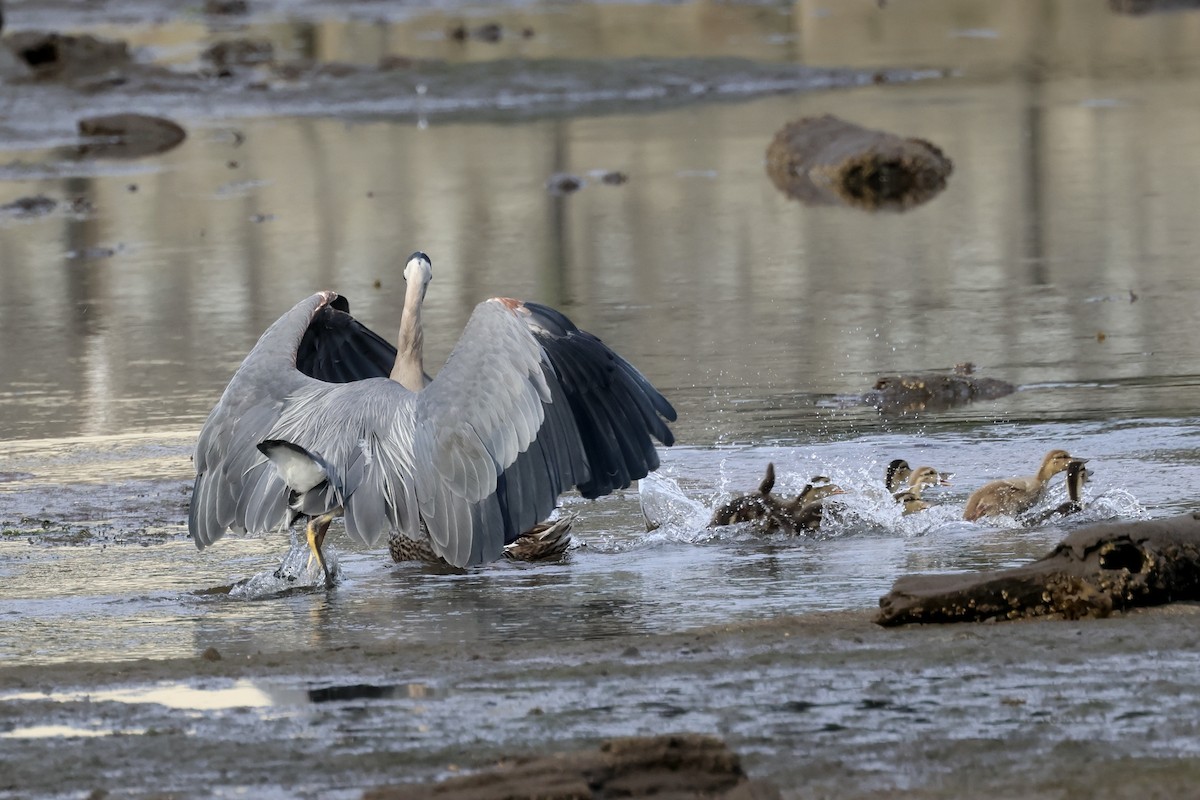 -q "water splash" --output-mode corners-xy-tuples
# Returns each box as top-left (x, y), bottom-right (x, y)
(228, 534), (340, 599)
(636, 472), (715, 544)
